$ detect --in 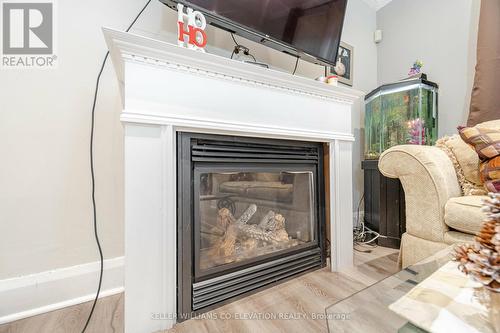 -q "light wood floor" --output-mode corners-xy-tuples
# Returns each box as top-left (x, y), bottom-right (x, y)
(164, 246), (399, 333)
(0, 293), (123, 333)
(0, 246), (398, 333)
